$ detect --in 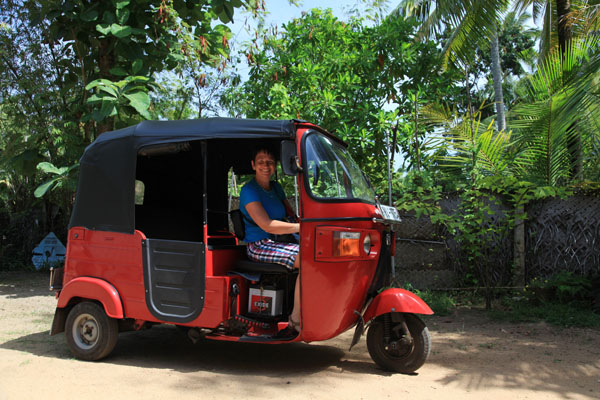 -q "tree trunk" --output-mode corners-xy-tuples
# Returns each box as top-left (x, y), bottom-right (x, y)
(96, 38), (116, 135)
(556, 0), (581, 180)
(490, 29), (506, 132)
(556, 0), (572, 55)
(513, 206), (525, 286)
